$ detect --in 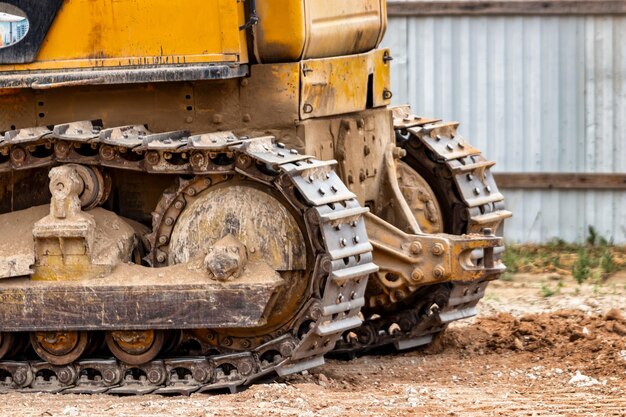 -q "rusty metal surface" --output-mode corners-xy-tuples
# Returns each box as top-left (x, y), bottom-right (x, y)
(364, 212), (503, 299)
(0, 265), (284, 331)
